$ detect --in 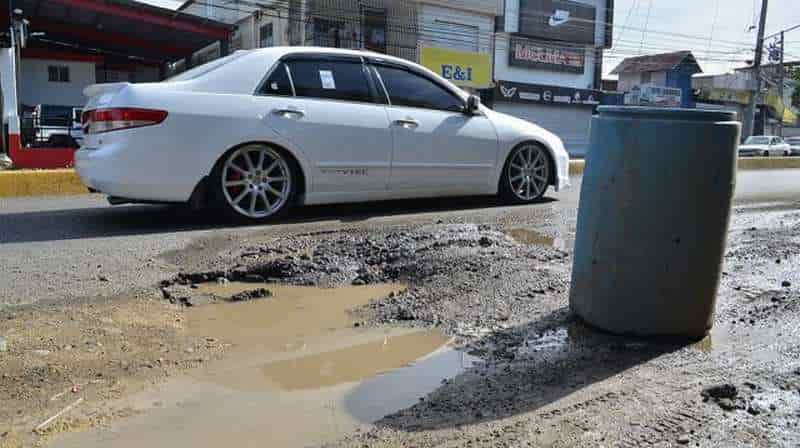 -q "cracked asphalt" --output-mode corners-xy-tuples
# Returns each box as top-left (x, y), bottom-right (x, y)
(0, 170), (795, 309)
